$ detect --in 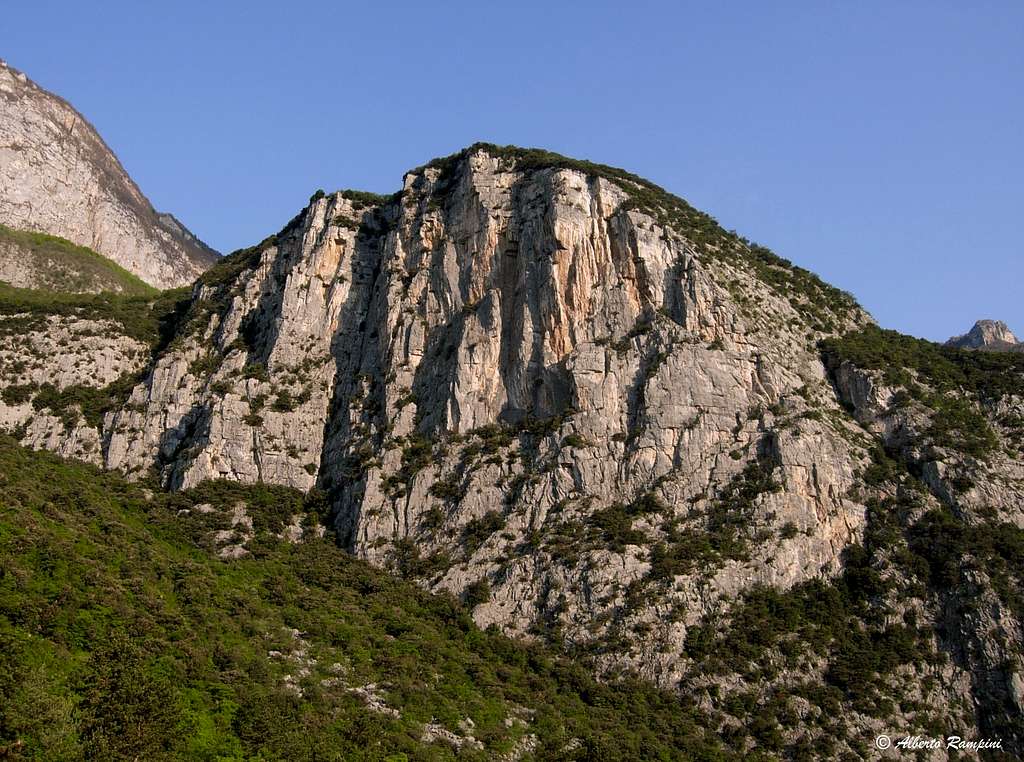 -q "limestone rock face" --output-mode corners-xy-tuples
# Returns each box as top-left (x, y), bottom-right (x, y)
(2, 144), (1022, 752)
(0, 61), (217, 288)
(0, 314), (149, 463)
(946, 319), (1021, 351)
(93, 149), (874, 677)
